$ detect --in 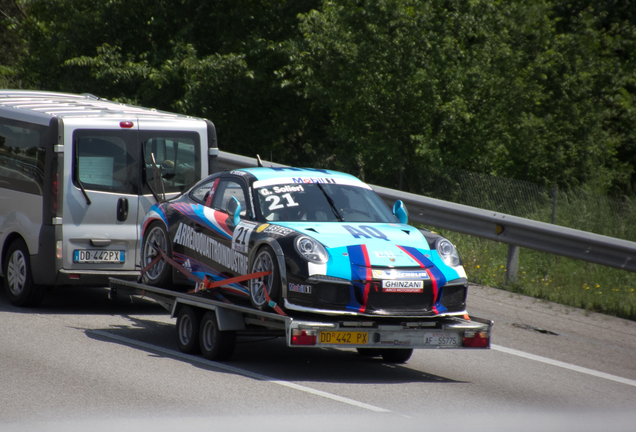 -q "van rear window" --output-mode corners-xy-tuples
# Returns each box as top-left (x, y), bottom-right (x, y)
(75, 133), (138, 195)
